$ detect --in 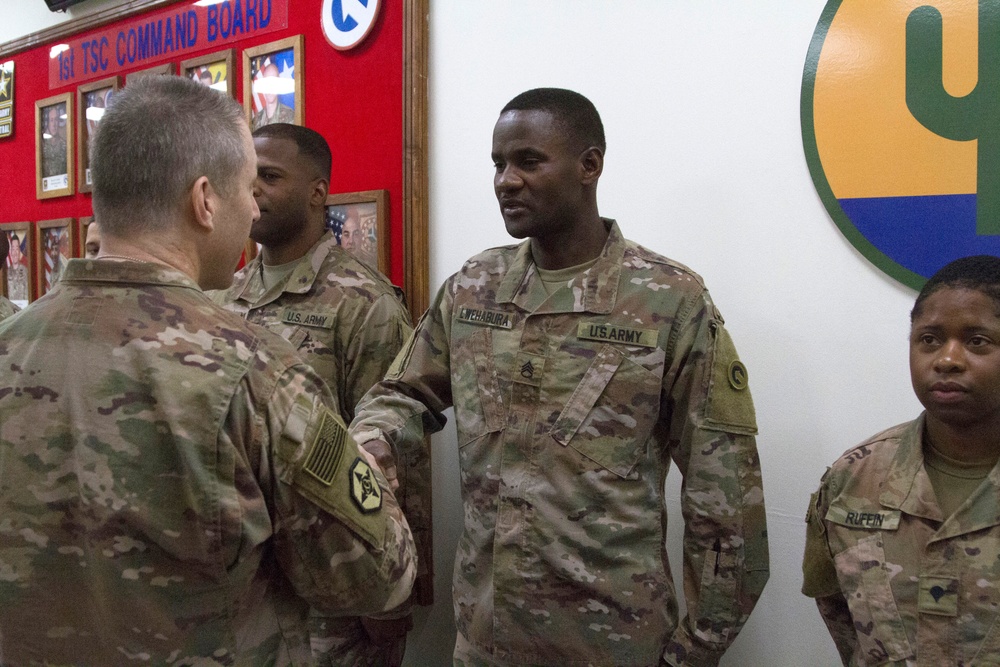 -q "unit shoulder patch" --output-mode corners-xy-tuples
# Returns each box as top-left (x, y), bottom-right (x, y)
(349, 457), (382, 514)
